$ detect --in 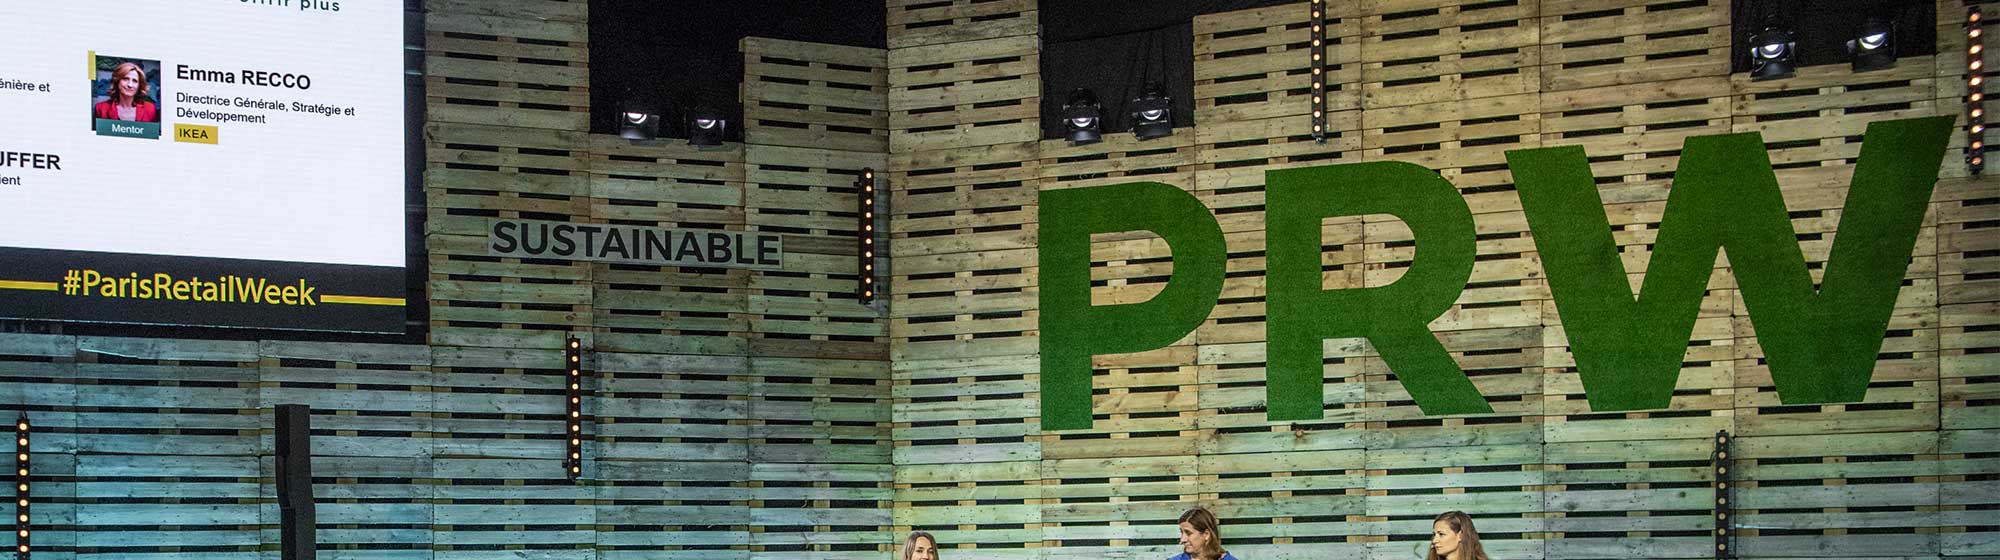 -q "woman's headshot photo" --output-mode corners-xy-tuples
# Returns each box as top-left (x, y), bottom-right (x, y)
(91, 57), (161, 124)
